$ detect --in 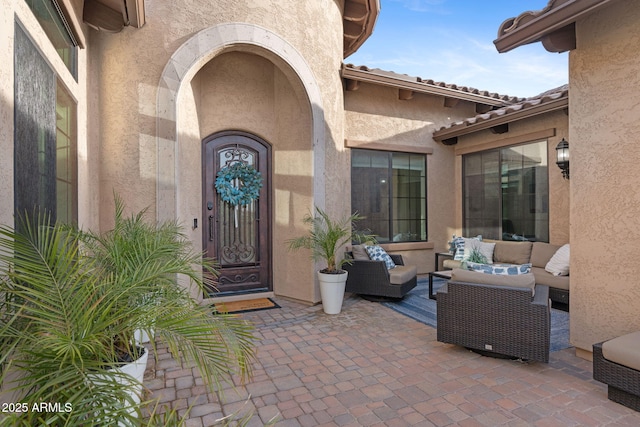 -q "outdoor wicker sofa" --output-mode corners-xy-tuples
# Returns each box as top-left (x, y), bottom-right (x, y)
(436, 268), (551, 363)
(593, 332), (640, 411)
(343, 252), (417, 300)
(443, 240), (570, 308)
